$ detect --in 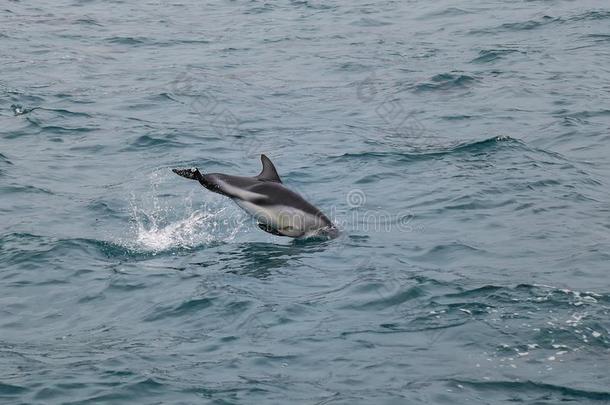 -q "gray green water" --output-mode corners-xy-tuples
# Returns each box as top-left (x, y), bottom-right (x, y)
(1, 0), (609, 403)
